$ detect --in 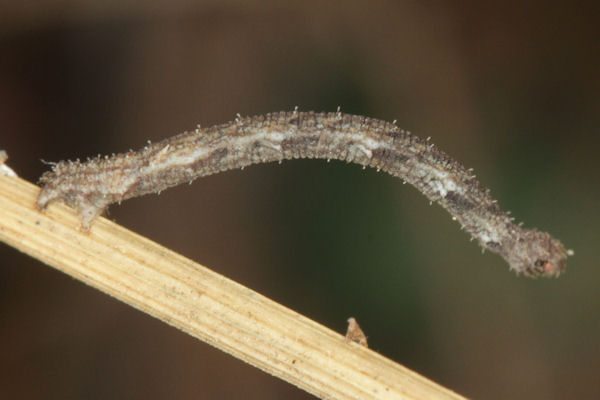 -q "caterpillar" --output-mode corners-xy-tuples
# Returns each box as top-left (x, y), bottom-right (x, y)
(37, 110), (570, 277)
